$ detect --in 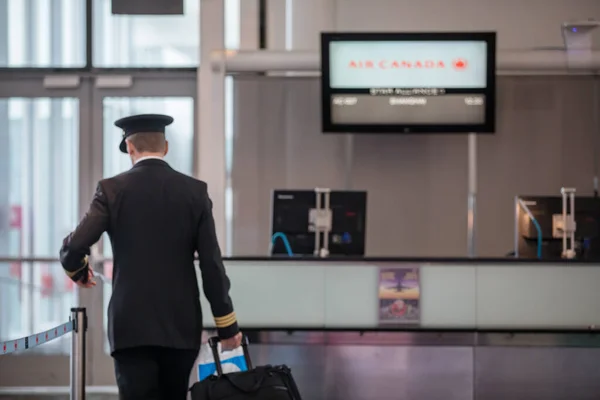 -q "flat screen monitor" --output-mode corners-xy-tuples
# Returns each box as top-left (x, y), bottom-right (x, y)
(515, 196), (600, 260)
(270, 190), (367, 257)
(321, 32), (496, 134)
